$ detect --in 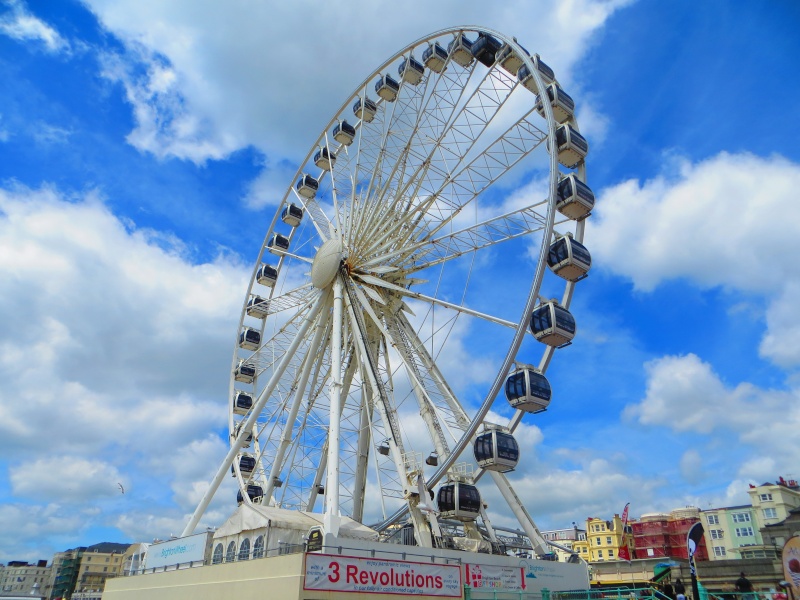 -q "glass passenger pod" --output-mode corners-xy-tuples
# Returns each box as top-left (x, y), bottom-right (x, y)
(517, 54), (556, 93)
(555, 124), (589, 168)
(535, 83), (576, 124)
(352, 97), (377, 123)
(473, 430), (520, 472)
(425, 451), (439, 466)
(505, 367), (552, 413)
(398, 56), (424, 85)
(436, 482), (481, 521)
(234, 423), (253, 448)
(422, 42), (448, 73)
(233, 391), (253, 416)
(234, 359), (257, 383)
(556, 173), (595, 220)
(375, 74), (400, 102)
(296, 174), (319, 199)
(256, 264), (278, 288)
(471, 32), (502, 68)
(231, 454), (256, 477)
(530, 301), (576, 348)
(313, 146), (336, 171)
(281, 203), (304, 227)
(246, 295), (270, 319)
(547, 235), (592, 282)
(496, 41), (529, 75)
(332, 120), (356, 145)
(267, 233), (290, 256)
(238, 327), (261, 351)
(447, 33), (474, 67)
(237, 484), (263, 505)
